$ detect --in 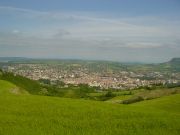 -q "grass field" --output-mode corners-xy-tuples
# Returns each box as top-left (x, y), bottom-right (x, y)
(0, 80), (180, 135)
